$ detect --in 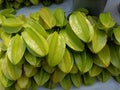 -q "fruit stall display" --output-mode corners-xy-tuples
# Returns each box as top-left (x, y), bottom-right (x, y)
(0, 7), (120, 90)
(0, 1), (120, 90)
